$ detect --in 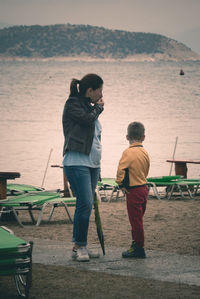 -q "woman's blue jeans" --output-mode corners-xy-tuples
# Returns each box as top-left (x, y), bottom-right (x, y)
(64, 166), (100, 247)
